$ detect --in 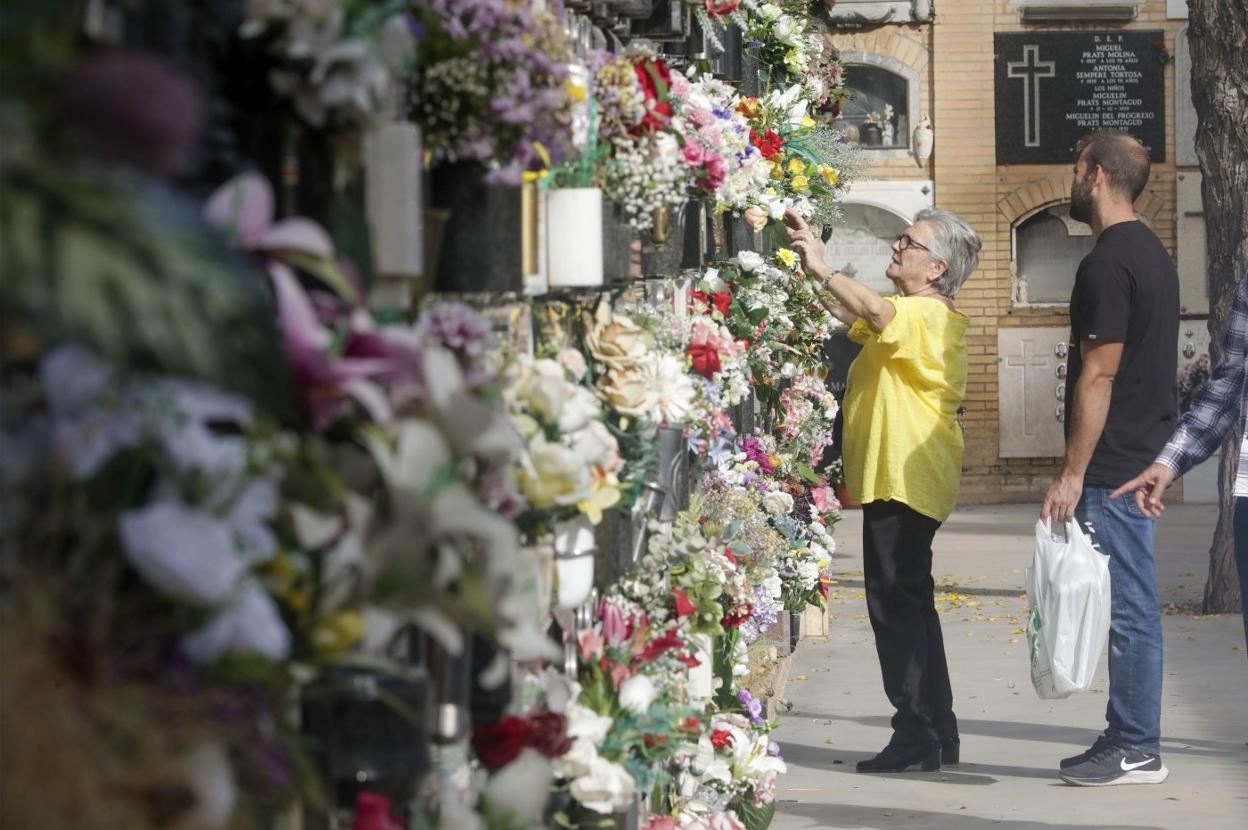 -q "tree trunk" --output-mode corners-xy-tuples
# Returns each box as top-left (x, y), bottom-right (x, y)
(1188, 0), (1248, 614)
